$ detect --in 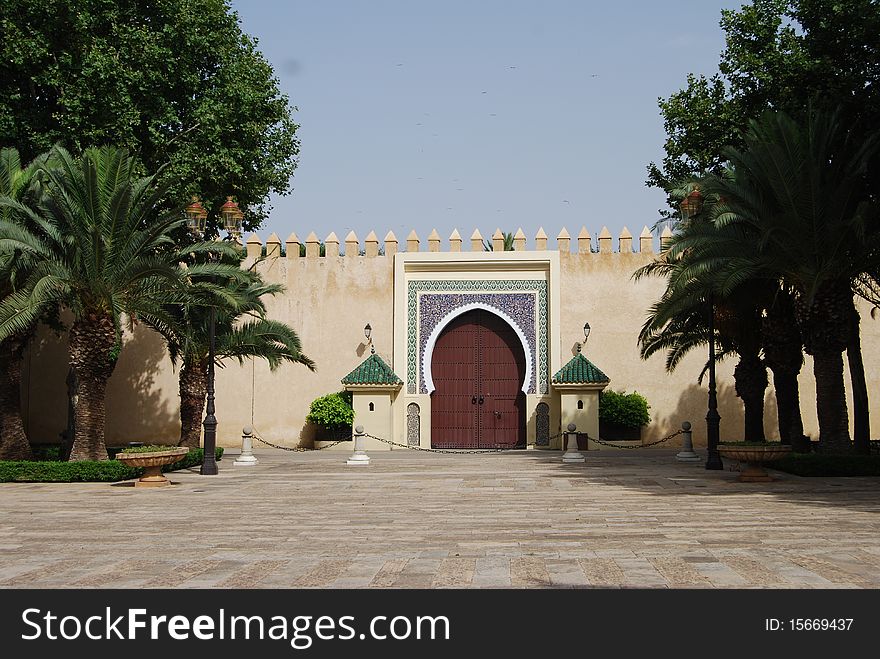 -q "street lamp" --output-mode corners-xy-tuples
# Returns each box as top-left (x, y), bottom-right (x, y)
(679, 188), (722, 470)
(577, 322), (591, 353)
(186, 195), (244, 475)
(364, 323), (374, 354)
